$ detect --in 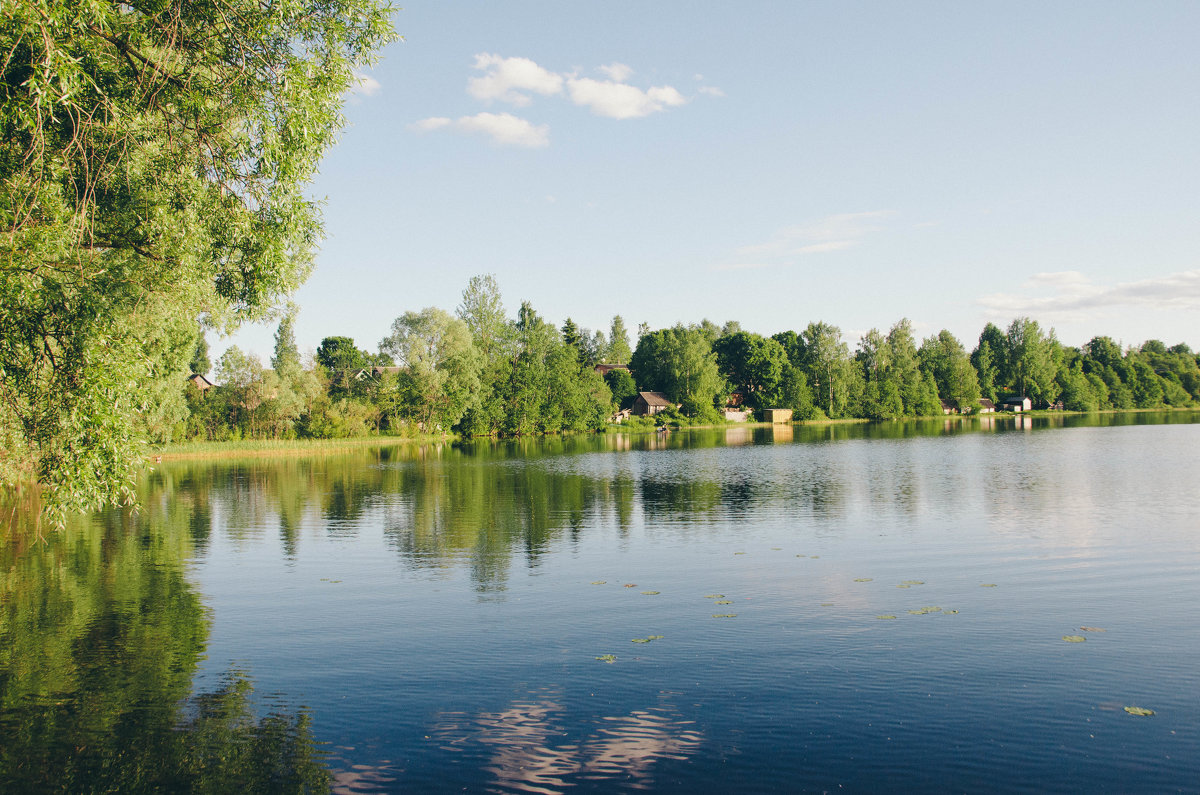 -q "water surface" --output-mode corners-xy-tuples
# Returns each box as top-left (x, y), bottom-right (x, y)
(3, 412), (1199, 792)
